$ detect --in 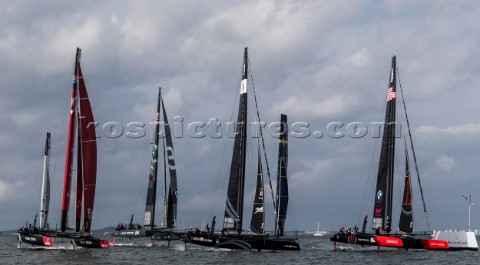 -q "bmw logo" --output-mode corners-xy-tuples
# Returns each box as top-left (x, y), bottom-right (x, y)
(376, 190), (383, 202)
